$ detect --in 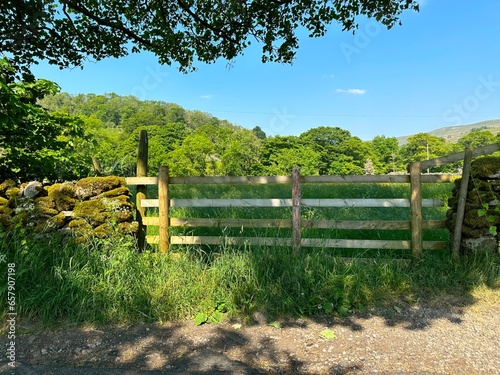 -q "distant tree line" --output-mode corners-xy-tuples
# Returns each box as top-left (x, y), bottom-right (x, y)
(2, 66), (500, 182)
